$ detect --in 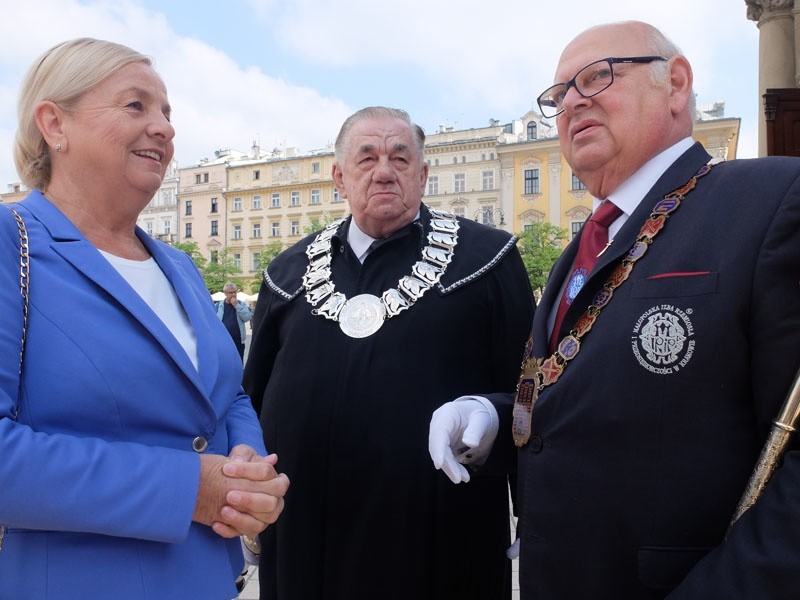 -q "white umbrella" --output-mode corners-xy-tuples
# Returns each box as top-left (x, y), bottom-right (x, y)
(210, 291), (225, 301)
